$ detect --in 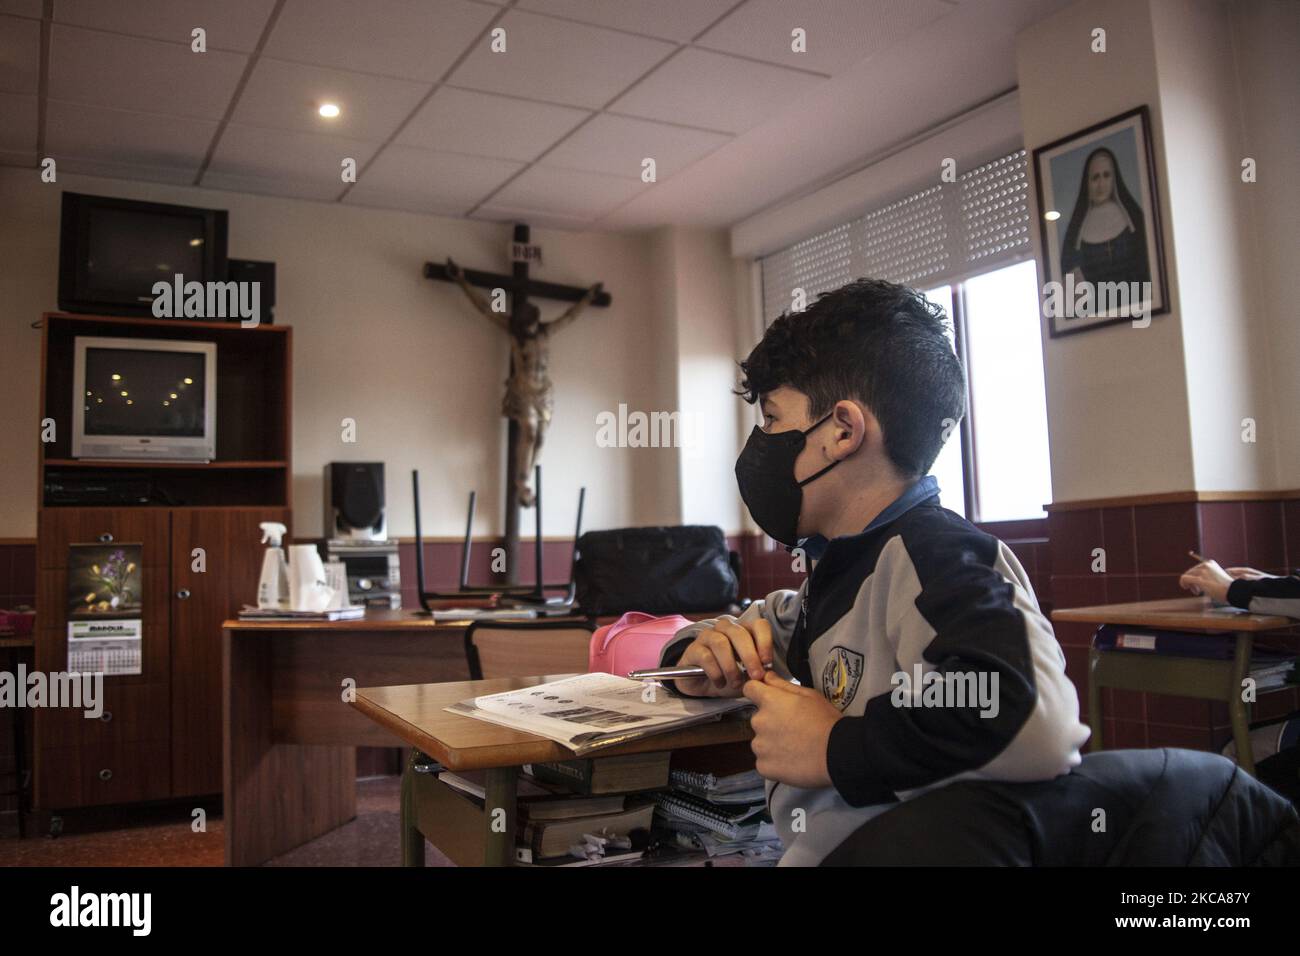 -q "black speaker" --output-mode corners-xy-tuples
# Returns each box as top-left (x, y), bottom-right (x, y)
(325, 462), (386, 541)
(226, 258), (276, 324)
